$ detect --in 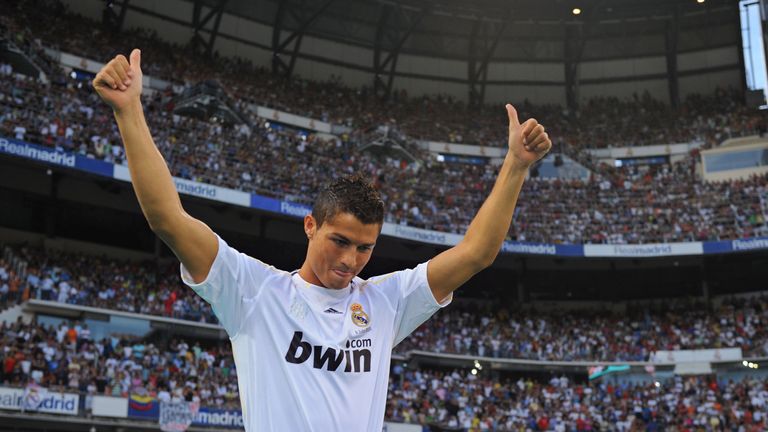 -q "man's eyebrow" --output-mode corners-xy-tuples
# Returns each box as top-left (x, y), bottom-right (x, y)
(330, 233), (376, 247)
